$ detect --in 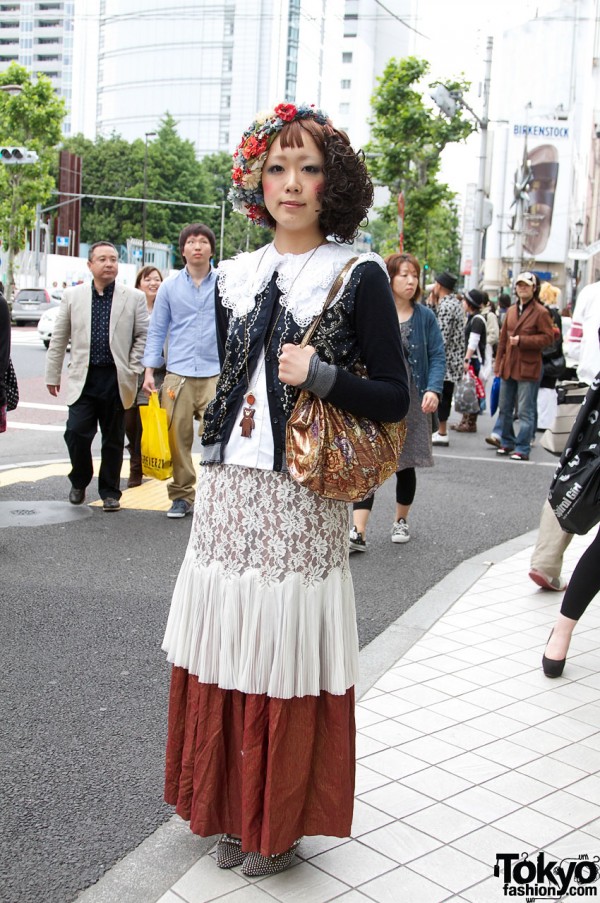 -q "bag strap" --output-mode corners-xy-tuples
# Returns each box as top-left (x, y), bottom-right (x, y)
(298, 257), (358, 348)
